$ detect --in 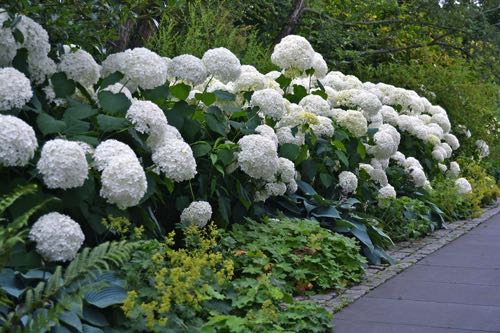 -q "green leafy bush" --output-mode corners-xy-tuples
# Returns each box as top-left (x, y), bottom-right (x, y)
(223, 218), (366, 293)
(118, 225), (332, 332)
(429, 176), (471, 221)
(371, 196), (443, 242)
